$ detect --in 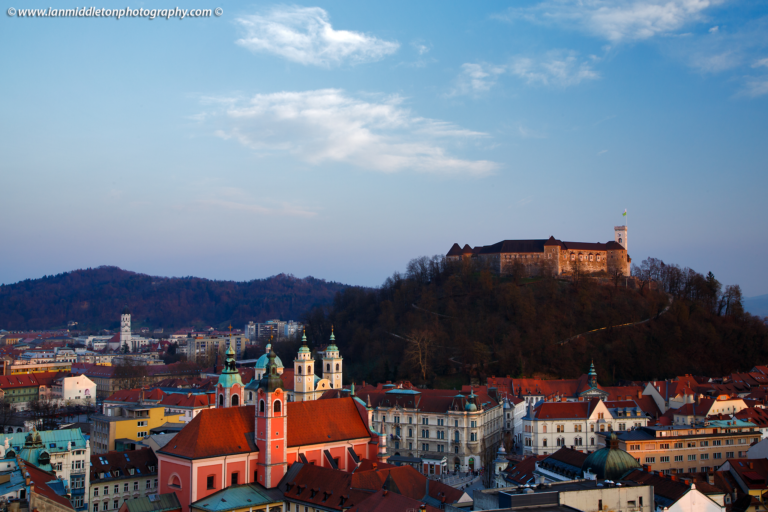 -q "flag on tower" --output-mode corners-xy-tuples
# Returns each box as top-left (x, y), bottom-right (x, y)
(622, 209), (627, 217)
